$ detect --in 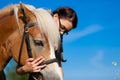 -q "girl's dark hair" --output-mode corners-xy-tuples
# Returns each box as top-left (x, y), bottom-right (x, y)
(52, 7), (78, 29)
